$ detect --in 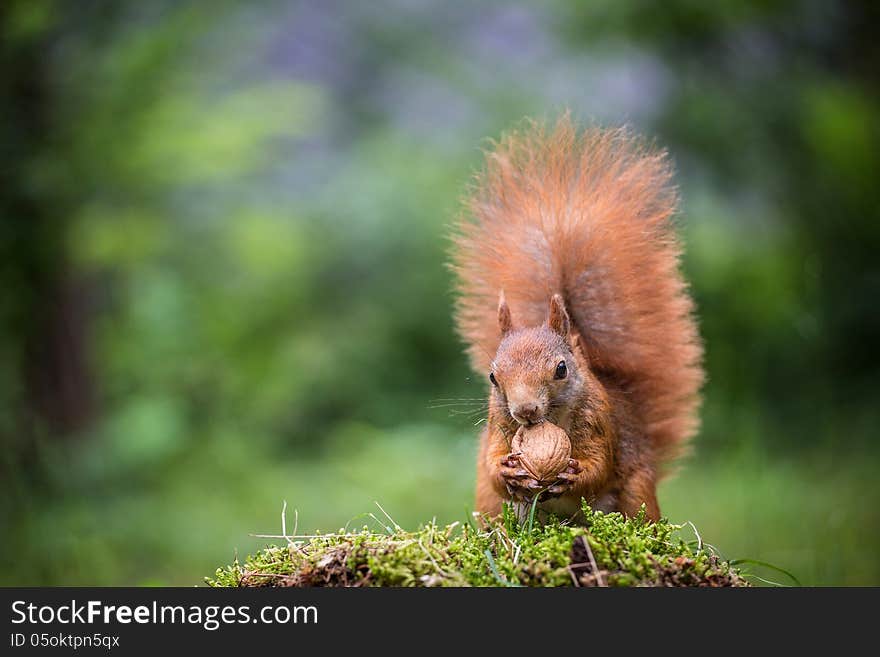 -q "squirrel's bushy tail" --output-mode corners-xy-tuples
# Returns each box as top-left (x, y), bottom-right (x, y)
(451, 116), (703, 463)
